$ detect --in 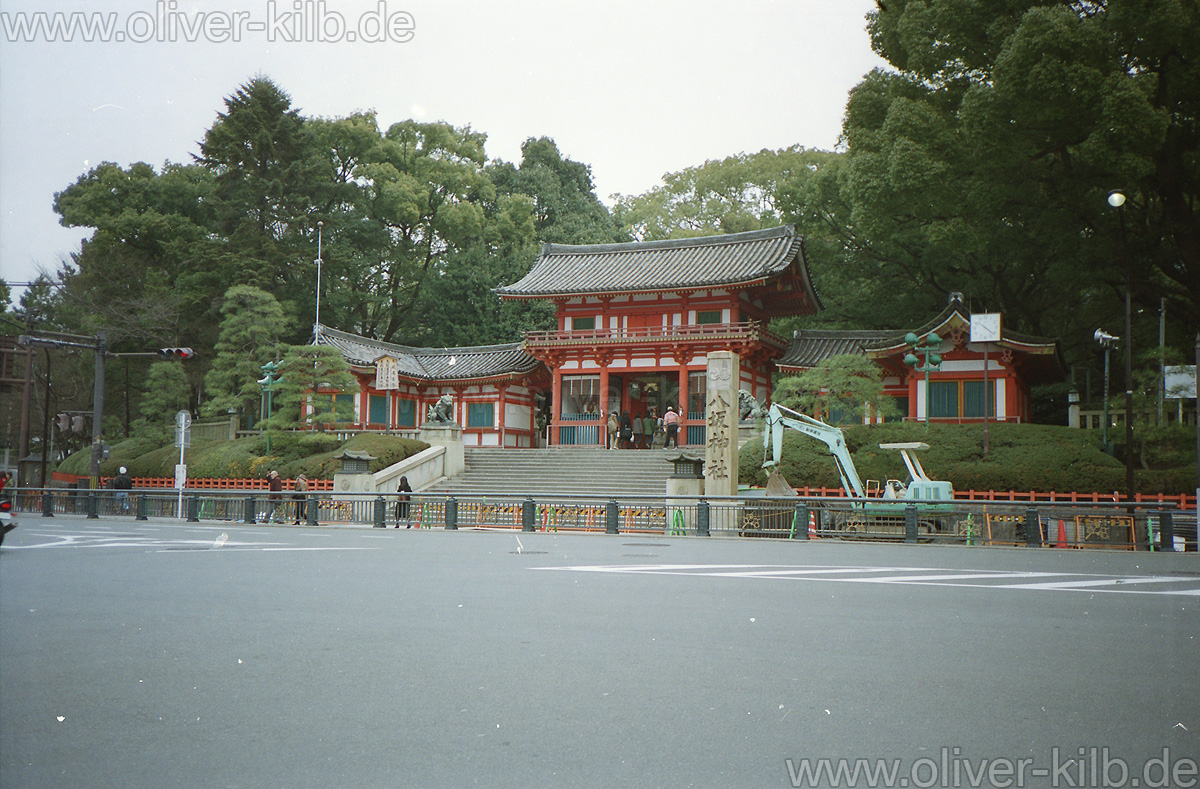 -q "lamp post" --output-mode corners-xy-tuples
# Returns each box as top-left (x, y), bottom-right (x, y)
(904, 331), (943, 429)
(1107, 190), (1136, 503)
(314, 220), (324, 340)
(1095, 329), (1117, 449)
(258, 360), (282, 453)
